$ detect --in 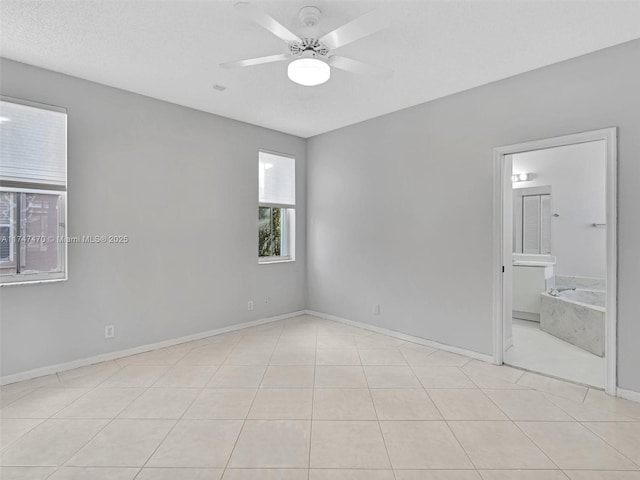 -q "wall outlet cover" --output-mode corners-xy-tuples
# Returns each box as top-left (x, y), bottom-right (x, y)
(104, 325), (115, 339)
